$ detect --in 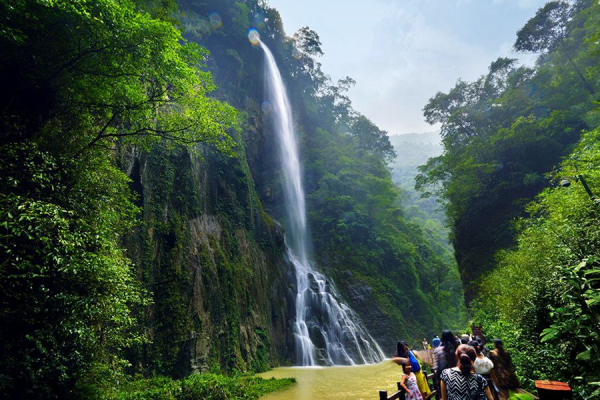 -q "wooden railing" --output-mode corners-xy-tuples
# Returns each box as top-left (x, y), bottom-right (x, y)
(379, 382), (405, 400)
(379, 370), (439, 400)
